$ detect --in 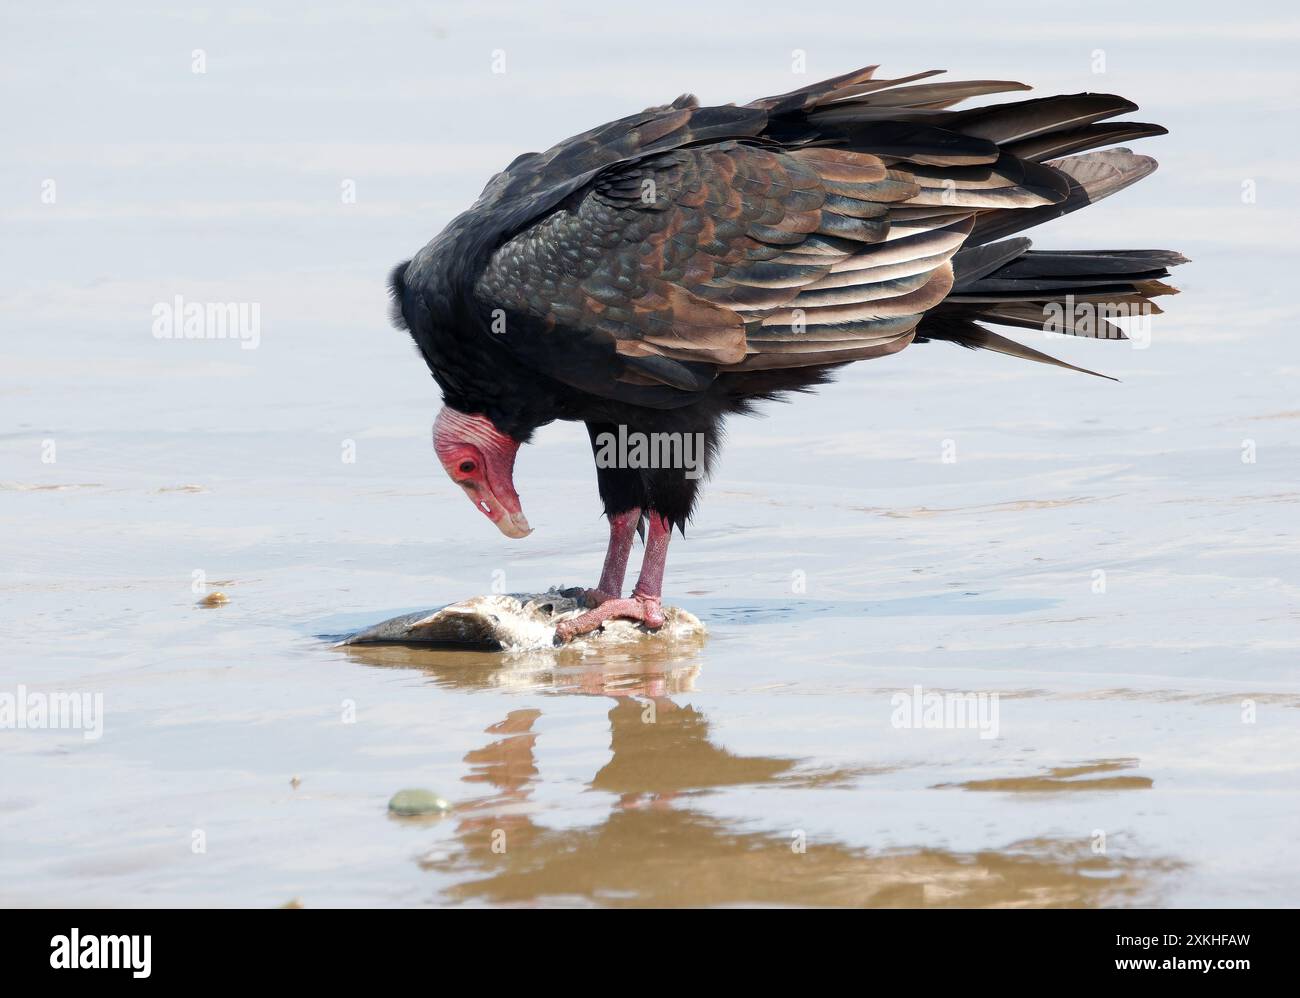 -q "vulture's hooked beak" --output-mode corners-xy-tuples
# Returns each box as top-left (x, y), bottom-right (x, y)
(496, 510), (532, 538)
(477, 476), (532, 539)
